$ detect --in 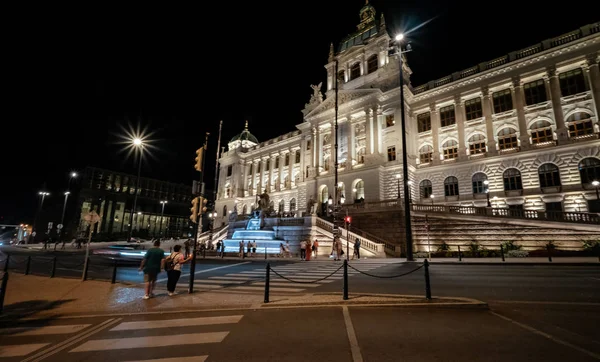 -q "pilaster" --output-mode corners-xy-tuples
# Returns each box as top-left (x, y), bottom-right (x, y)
(512, 75), (530, 150)
(482, 86), (497, 155)
(547, 65), (568, 142)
